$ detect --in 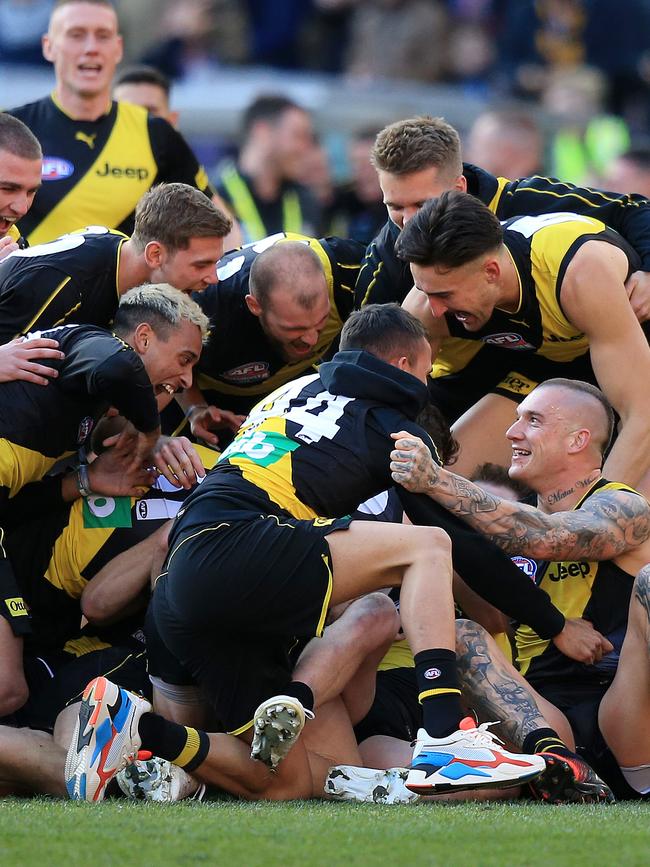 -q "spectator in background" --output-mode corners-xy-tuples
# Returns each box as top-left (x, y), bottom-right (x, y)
(602, 145), (650, 199)
(113, 65), (179, 127)
(465, 109), (544, 179)
(214, 94), (321, 243)
(0, 0), (53, 66)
